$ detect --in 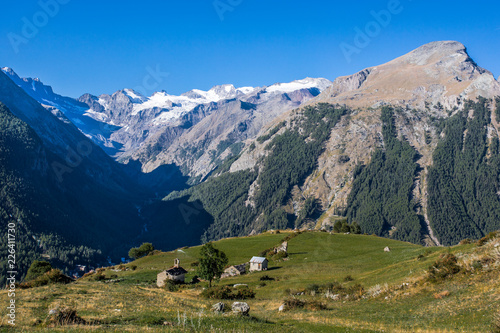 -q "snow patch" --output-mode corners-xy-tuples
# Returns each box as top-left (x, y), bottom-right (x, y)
(266, 78), (332, 94)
